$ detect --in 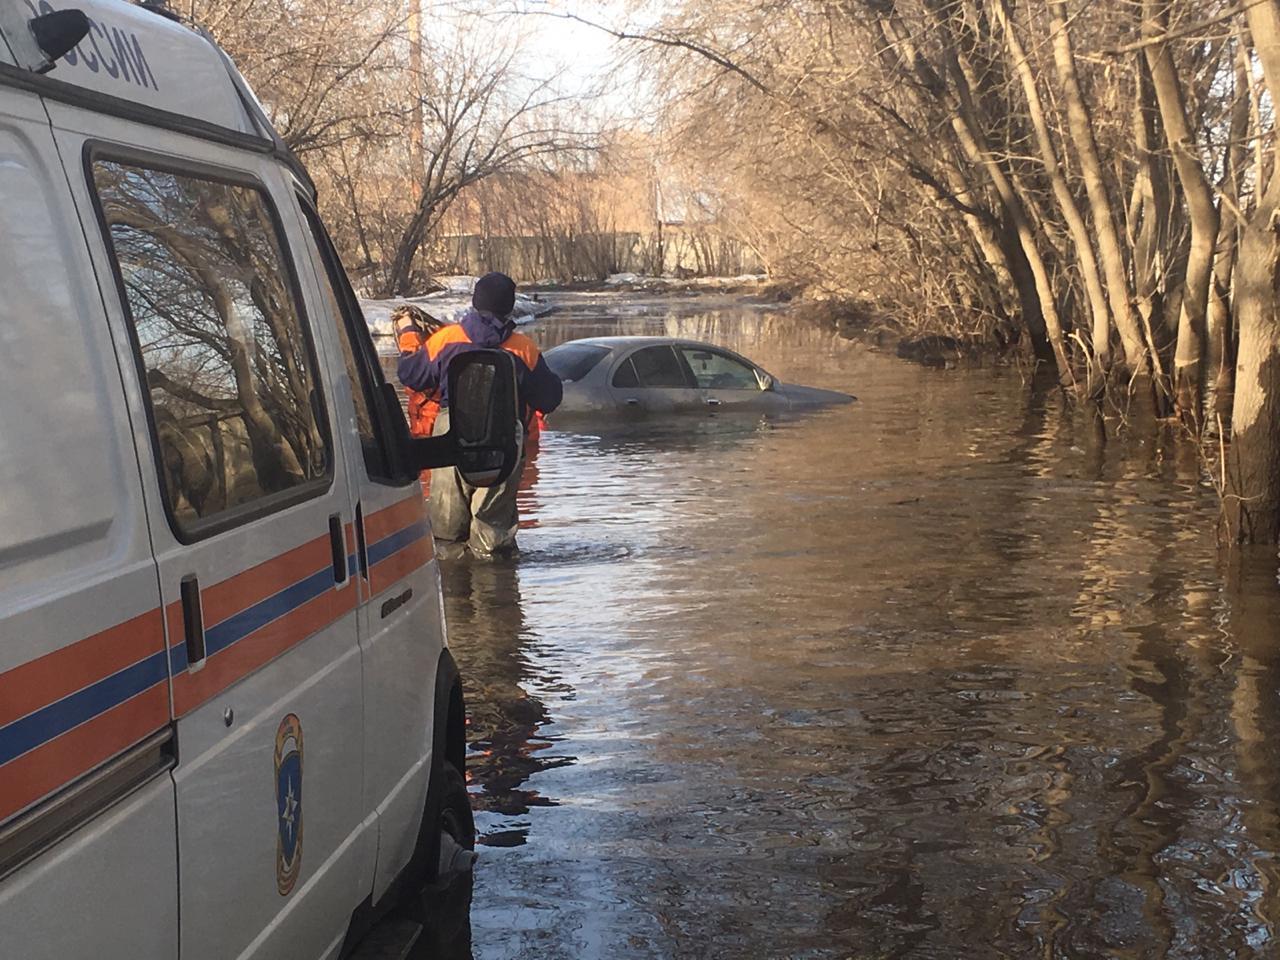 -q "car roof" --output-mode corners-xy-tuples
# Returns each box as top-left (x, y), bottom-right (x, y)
(551, 336), (750, 353)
